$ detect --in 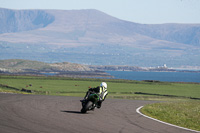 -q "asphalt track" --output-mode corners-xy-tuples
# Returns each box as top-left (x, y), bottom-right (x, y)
(0, 93), (196, 133)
